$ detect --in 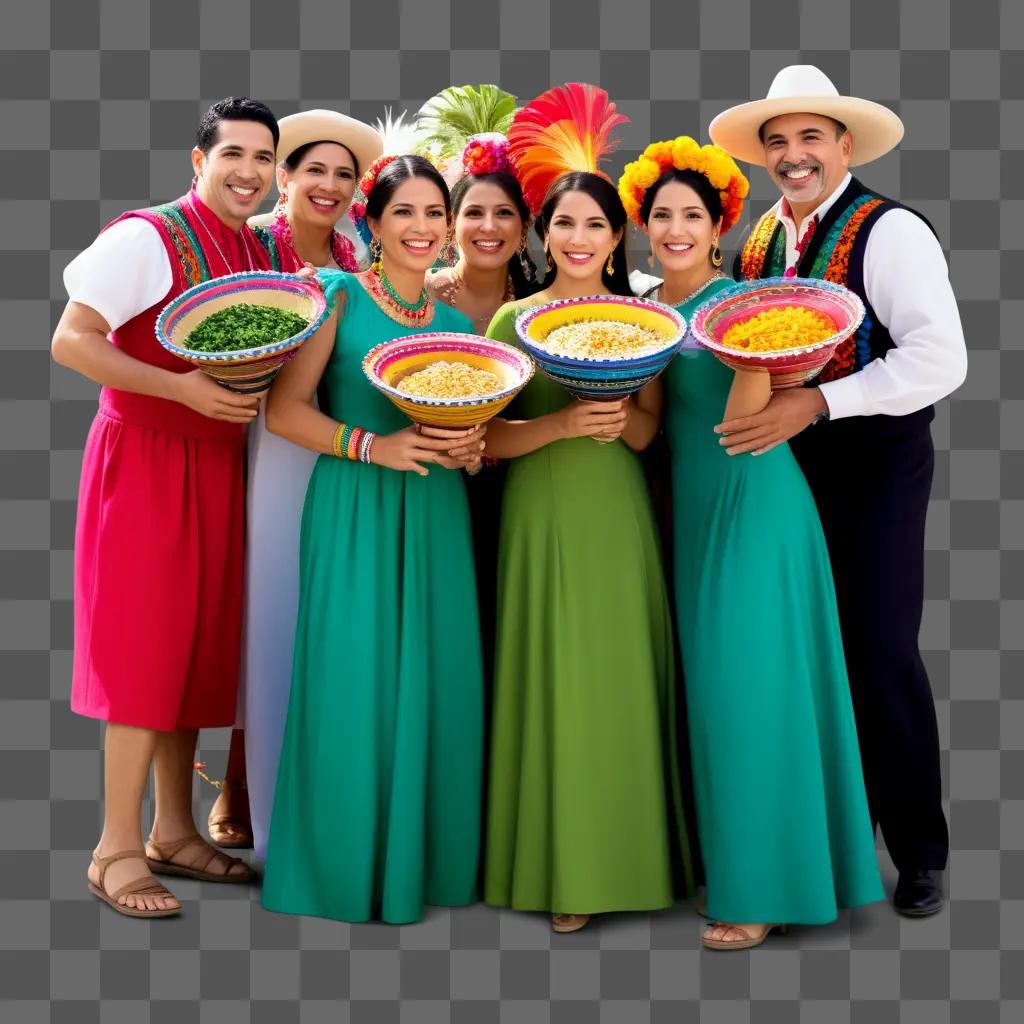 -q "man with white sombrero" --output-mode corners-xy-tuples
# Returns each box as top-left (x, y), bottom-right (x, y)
(710, 66), (968, 917)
